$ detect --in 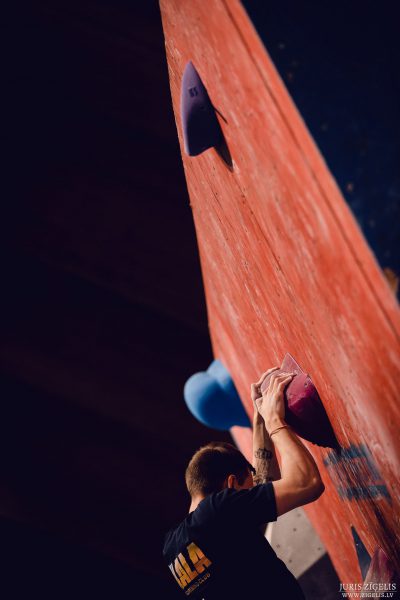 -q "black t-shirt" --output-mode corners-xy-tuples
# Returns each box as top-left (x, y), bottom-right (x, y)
(163, 483), (305, 599)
